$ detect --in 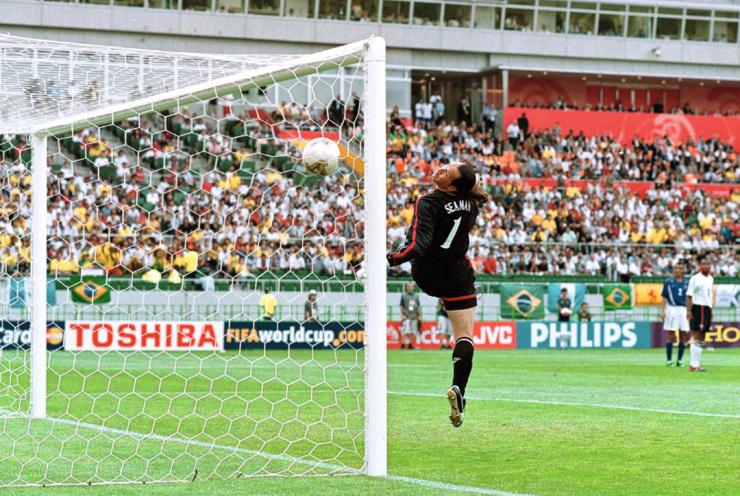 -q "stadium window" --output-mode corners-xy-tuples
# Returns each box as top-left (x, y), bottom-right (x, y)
(387, 79), (411, 113)
(656, 17), (681, 40)
(114, 0), (144, 6)
(285, 0), (313, 17)
(569, 12), (595, 35)
(570, 2), (596, 10)
(249, 0), (280, 15)
(474, 5), (500, 30)
(537, 9), (566, 33)
(444, 4), (472, 28)
(216, 0), (245, 13)
(318, 0), (347, 19)
(382, 1), (410, 24)
(79, 0), (112, 4)
(627, 15), (652, 38)
(504, 8), (534, 31)
(412, 2), (441, 26)
(714, 10), (739, 20)
(684, 19), (710, 41)
(350, 0), (378, 21)
(686, 9), (711, 18)
(183, 0), (212, 10)
(148, 0), (178, 7)
(712, 20), (738, 43)
(597, 13), (625, 37)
